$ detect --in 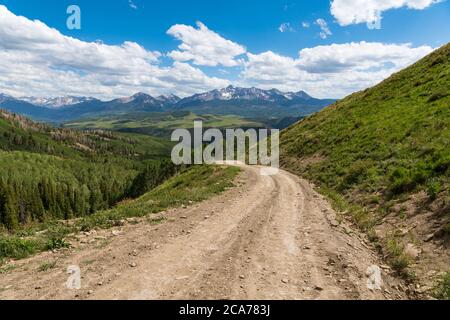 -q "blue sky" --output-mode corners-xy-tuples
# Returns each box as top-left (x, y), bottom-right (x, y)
(0, 0), (448, 99)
